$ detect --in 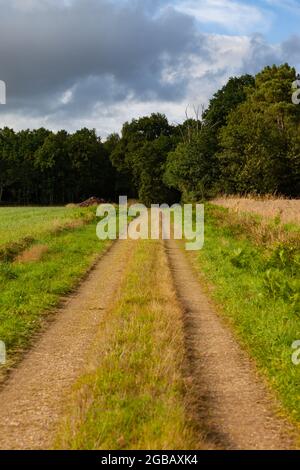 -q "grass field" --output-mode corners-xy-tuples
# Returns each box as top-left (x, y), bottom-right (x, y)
(0, 206), (94, 261)
(190, 204), (300, 422)
(0, 206), (109, 373)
